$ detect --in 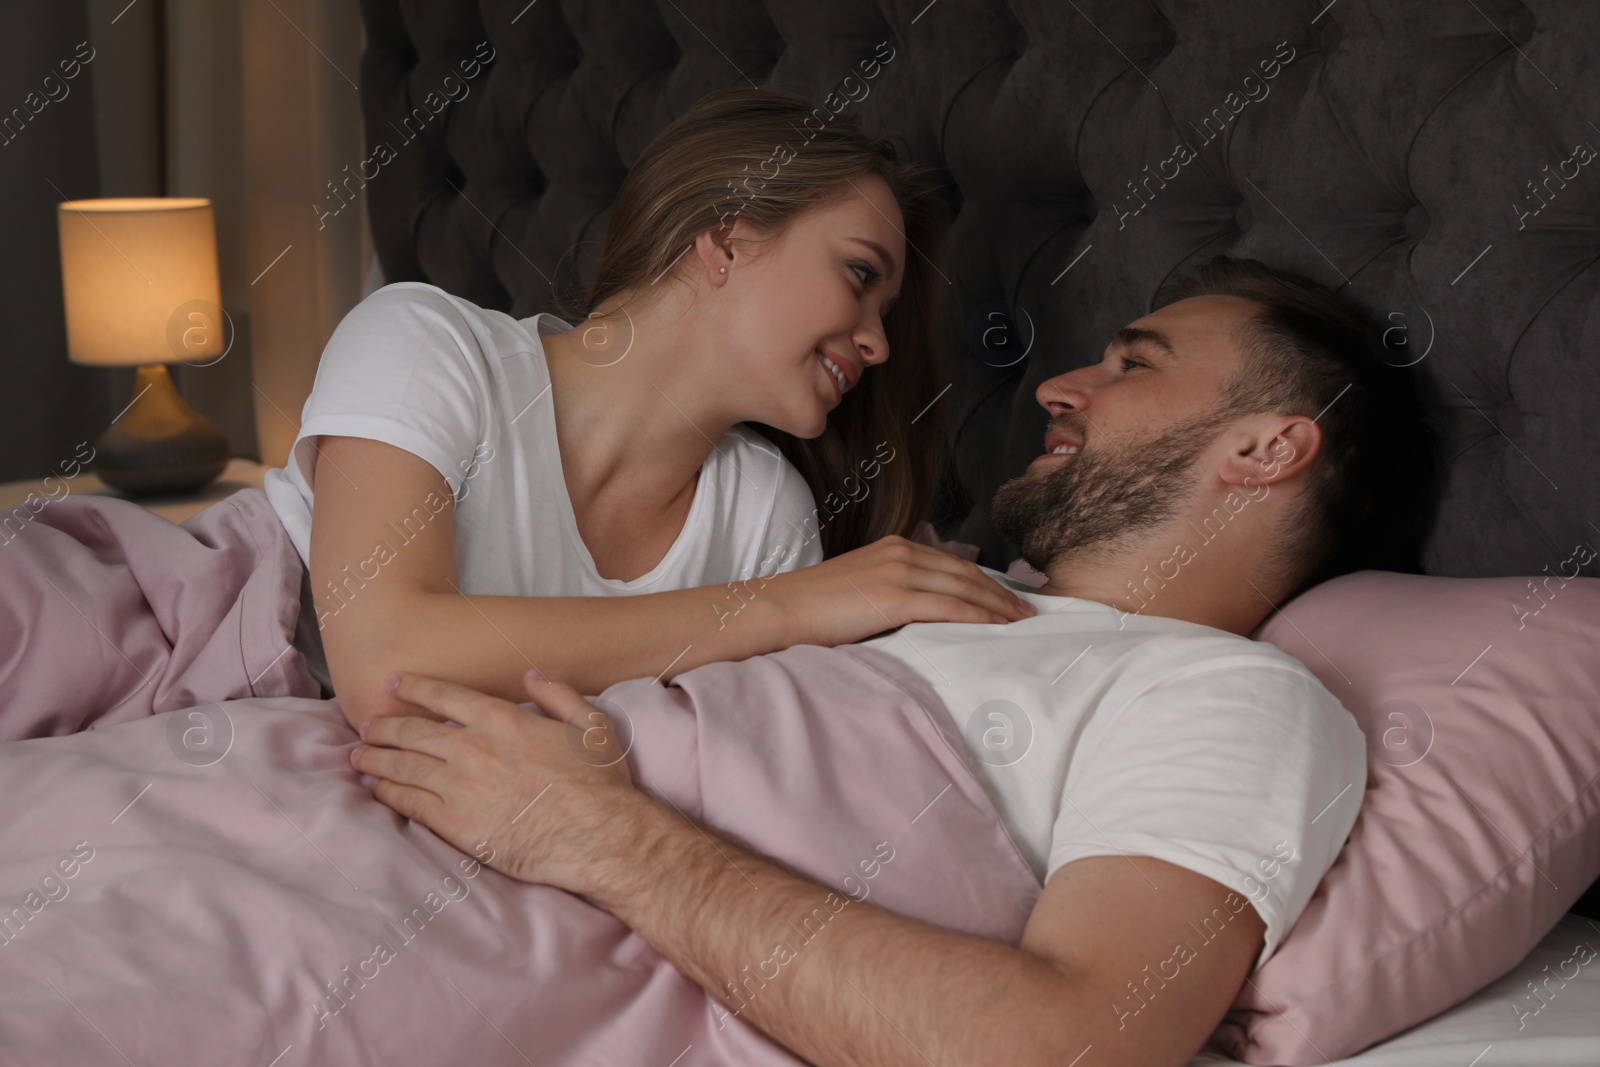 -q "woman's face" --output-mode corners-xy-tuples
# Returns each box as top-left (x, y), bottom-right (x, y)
(708, 175), (906, 438)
